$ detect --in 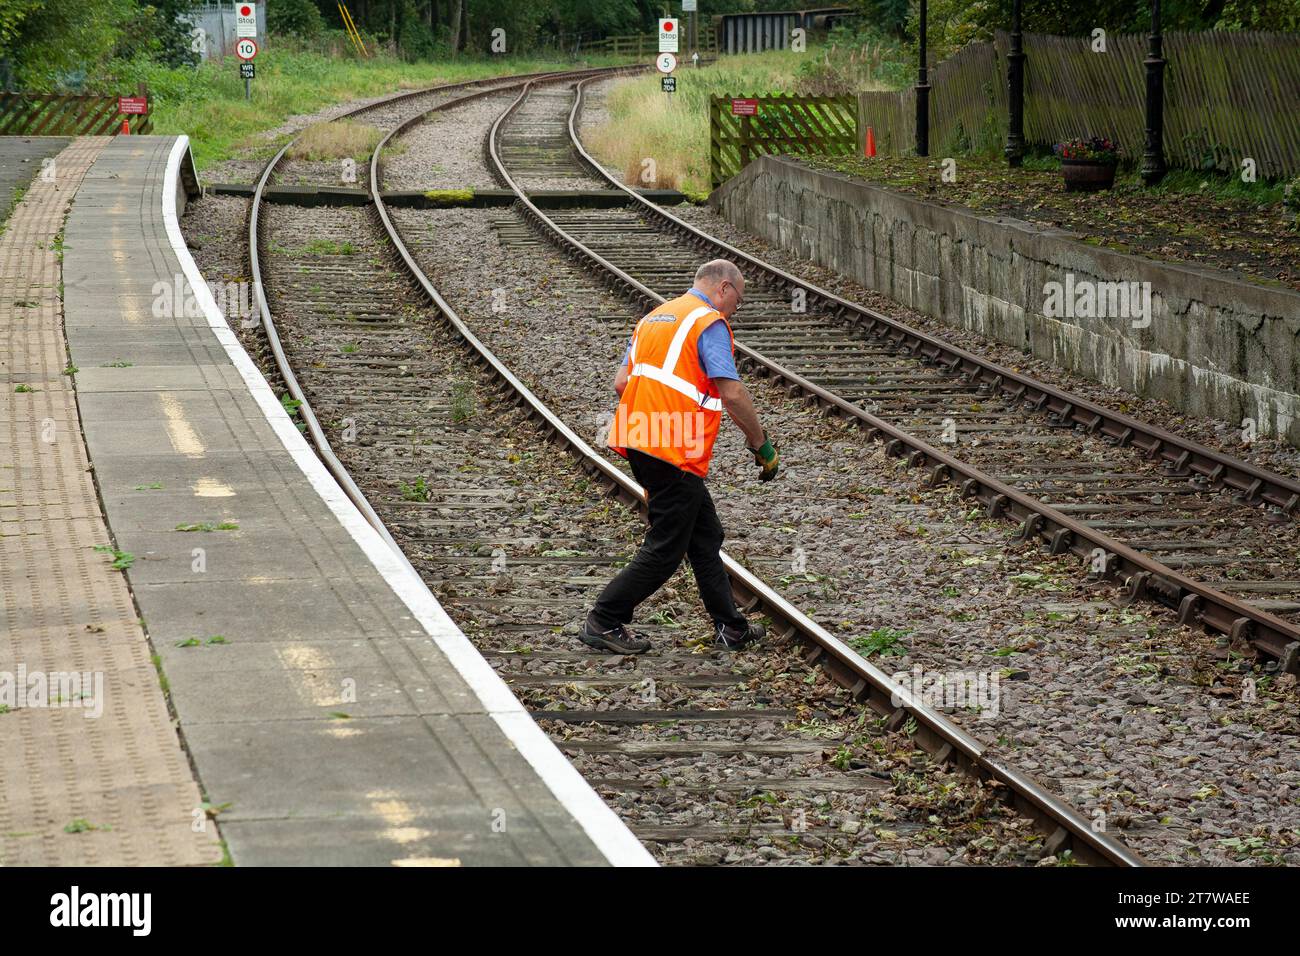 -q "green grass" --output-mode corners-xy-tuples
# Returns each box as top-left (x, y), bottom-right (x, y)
(302, 239), (356, 256)
(286, 119), (384, 164)
(584, 48), (899, 199)
(150, 653), (170, 696)
(113, 49), (628, 173)
(422, 188), (475, 206)
(450, 380), (474, 423)
(174, 521), (239, 532)
(92, 544), (134, 571)
(64, 819), (108, 834)
(0, 184), (26, 238)
(848, 627), (912, 658)
(399, 476), (431, 502)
